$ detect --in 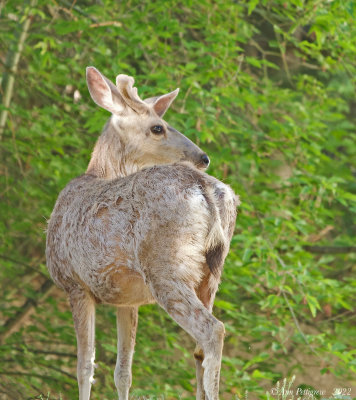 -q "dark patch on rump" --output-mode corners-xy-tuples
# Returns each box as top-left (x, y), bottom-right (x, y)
(194, 349), (204, 362)
(205, 243), (225, 276)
